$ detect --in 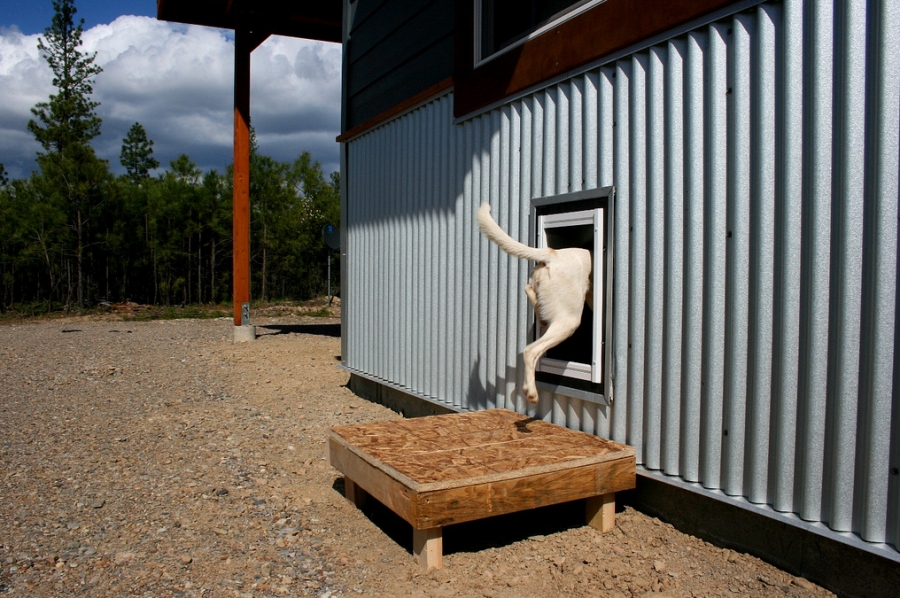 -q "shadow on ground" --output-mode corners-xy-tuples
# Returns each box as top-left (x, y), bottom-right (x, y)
(331, 477), (590, 557)
(258, 323), (340, 338)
